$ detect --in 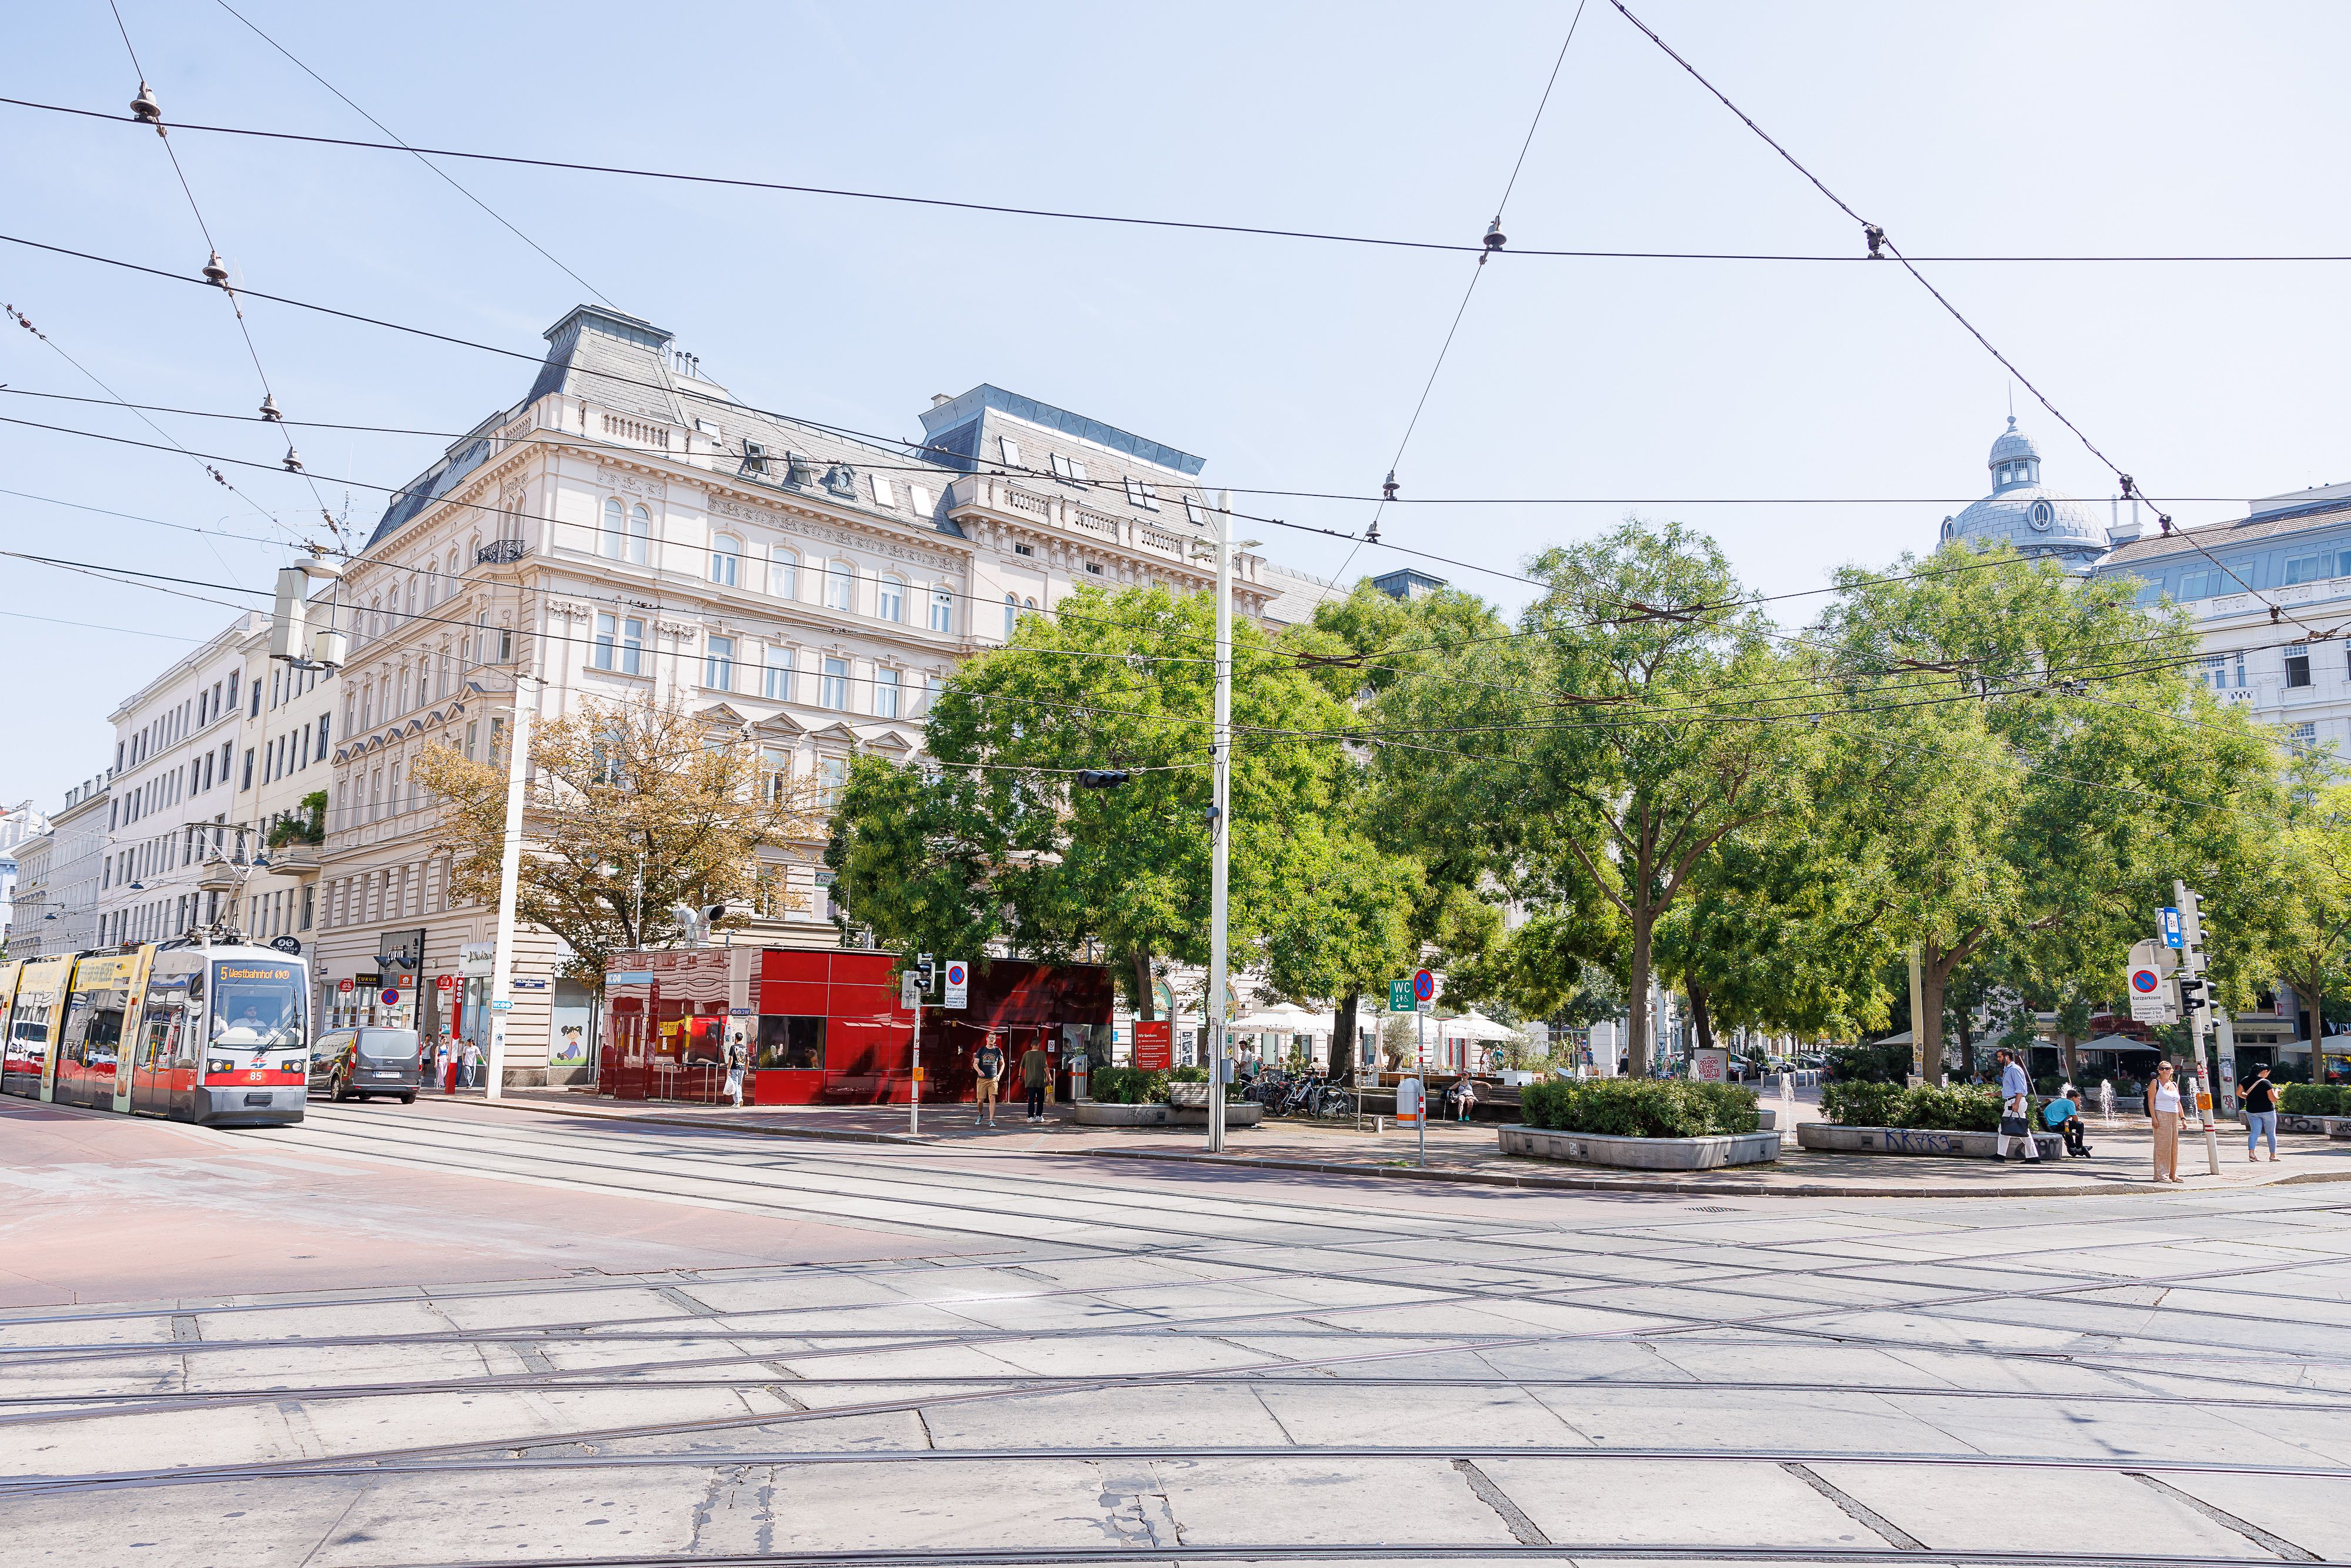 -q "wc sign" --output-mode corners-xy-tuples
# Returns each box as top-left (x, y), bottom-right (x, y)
(943, 960), (969, 1009)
